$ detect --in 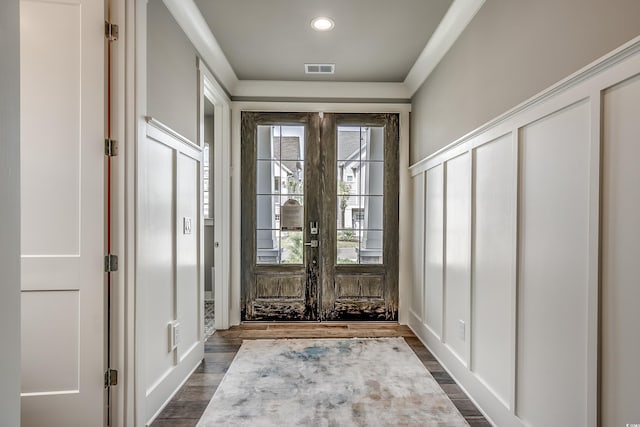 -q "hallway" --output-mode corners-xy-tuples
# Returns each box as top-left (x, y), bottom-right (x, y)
(151, 324), (489, 426)
(4, 1), (640, 426)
